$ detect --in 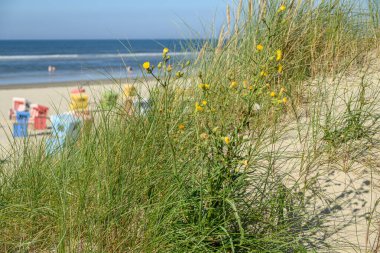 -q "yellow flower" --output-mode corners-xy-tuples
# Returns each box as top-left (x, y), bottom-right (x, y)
(241, 160), (249, 166)
(256, 44), (264, 51)
(276, 50), (282, 61)
(176, 71), (183, 78)
(167, 65), (172, 72)
(178, 124), (185, 130)
(260, 71), (268, 77)
(143, 61), (150, 70)
(163, 48), (169, 54)
(195, 102), (204, 112)
(198, 83), (210, 91)
(270, 91), (276, 97)
(282, 97), (288, 104)
(278, 64), (283, 74)
(249, 85), (254, 90)
(278, 4), (286, 12)
(230, 81), (238, 89)
(224, 136), (230, 145)
(202, 100), (207, 106)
